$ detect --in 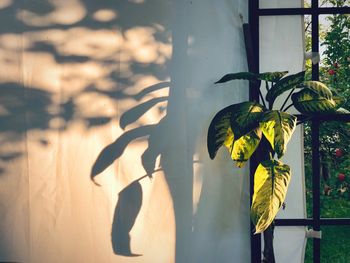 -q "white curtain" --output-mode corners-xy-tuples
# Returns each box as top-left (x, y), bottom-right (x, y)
(260, 1), (307, 262)
(0, 0), (253, 262)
